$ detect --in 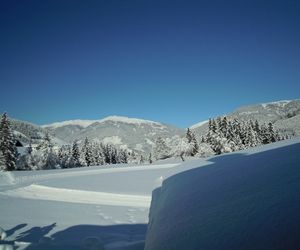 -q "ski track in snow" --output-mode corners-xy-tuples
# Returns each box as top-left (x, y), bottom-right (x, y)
(1, 184), (151, 208)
